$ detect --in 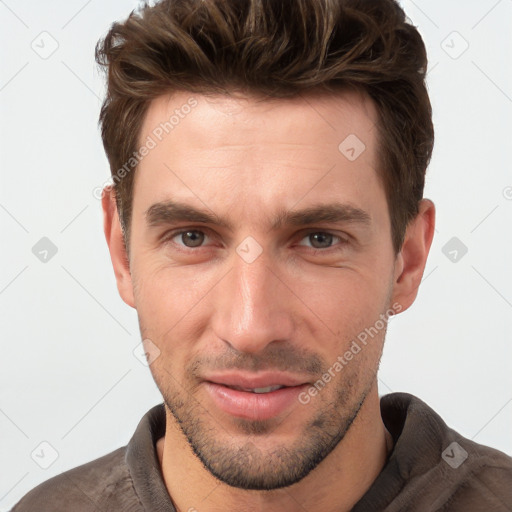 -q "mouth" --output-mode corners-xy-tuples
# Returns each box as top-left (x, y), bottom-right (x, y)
(202, 373), (310, 421)
(222, 384), (287, 394)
